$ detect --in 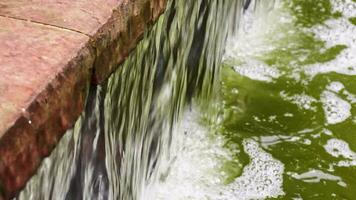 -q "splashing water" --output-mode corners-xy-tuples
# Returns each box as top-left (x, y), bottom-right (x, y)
(16, 0), (247, 199)
(144, 110), (284, 200)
